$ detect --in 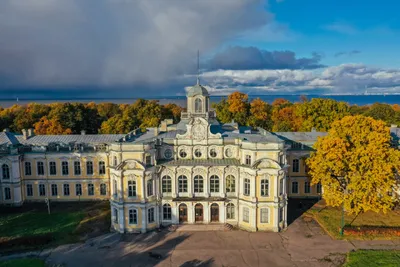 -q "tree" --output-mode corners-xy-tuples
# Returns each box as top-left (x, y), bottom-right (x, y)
(212, 99), (233, 123)
(307, 115), (400, 215)
(297, 98), (350, 131)
(100, 114), (137, 134)
(271, 104), (302, 132)
(248, 98), (272, 130)
(96, 103), (121, 120)
(227, 92), (249, 125)
(364, 103), (396, 124)
(162, 103), (182, 123)
(34, 116), (72, 135)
